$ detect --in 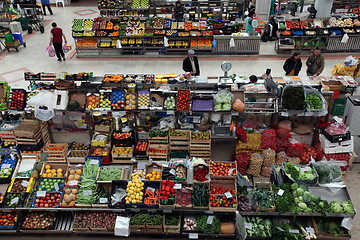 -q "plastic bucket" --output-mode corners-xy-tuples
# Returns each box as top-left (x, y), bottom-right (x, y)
(12, 33), (23, 45)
